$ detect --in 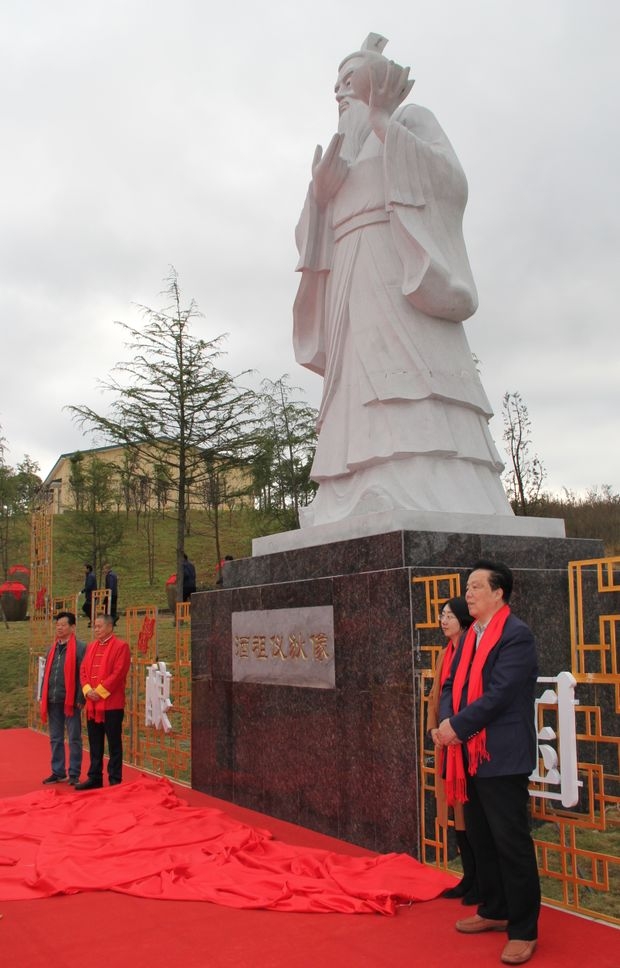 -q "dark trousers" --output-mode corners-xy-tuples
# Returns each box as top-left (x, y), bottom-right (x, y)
(464, 773), (541, 941)
(86, 709), (125, 785)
